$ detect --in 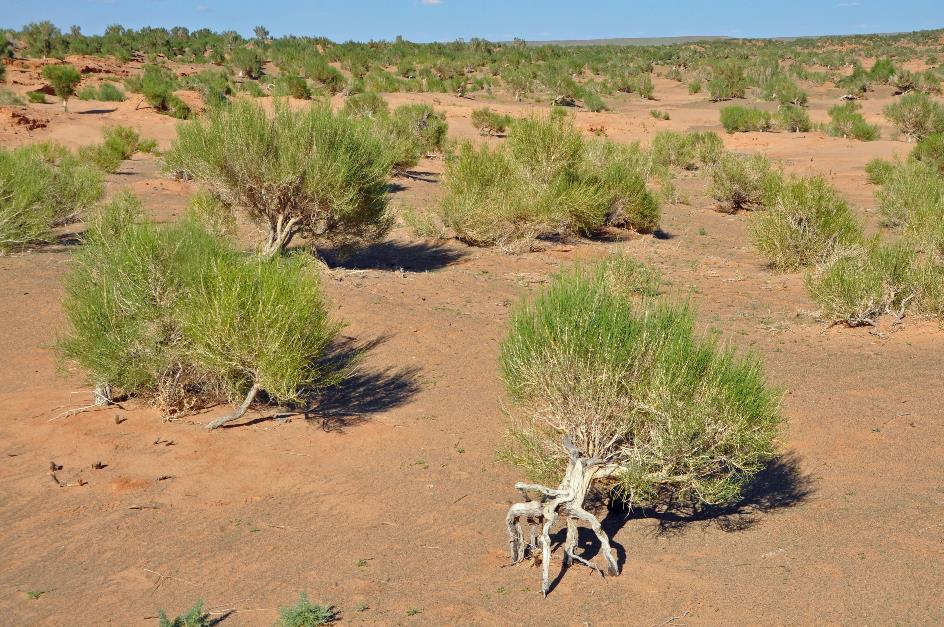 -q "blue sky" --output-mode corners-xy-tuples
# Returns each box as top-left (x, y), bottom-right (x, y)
(5, 0), (943, 42)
